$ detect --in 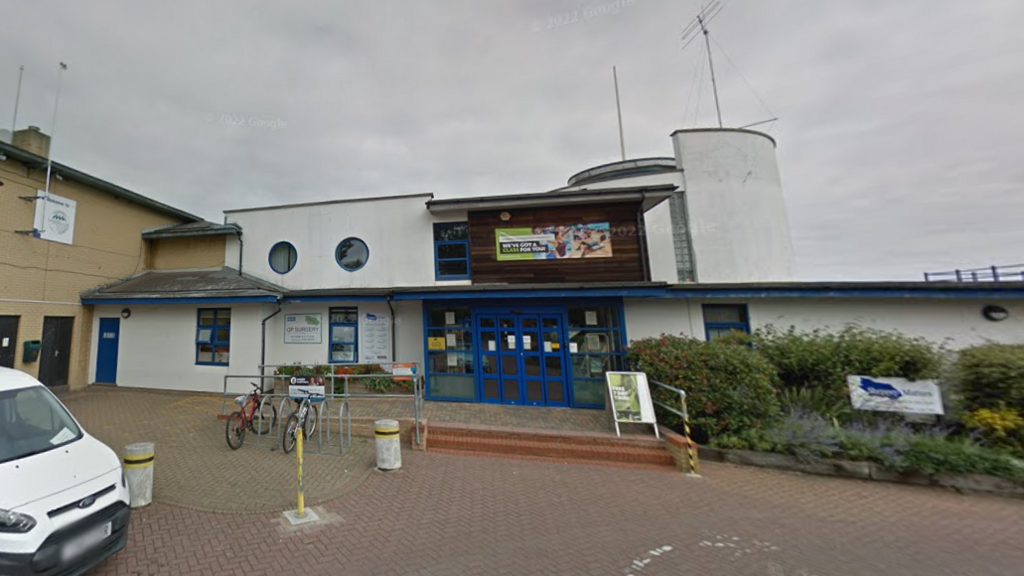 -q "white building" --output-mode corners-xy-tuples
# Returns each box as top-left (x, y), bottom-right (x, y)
(82, 128), (1024, 407)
